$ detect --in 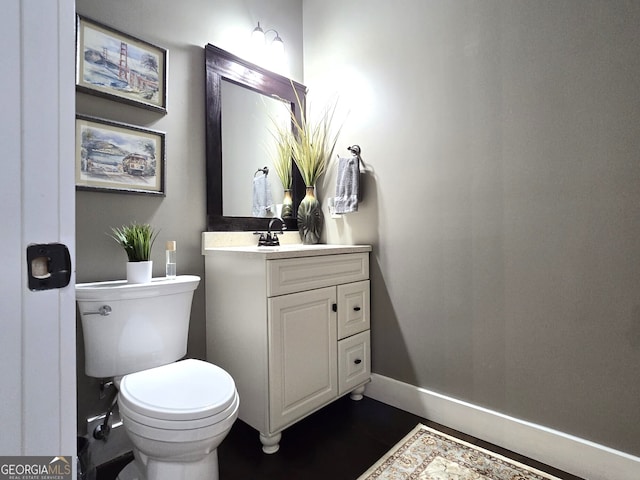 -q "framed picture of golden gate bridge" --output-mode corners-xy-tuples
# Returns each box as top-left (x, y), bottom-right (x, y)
(76, 15), (167, 113)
